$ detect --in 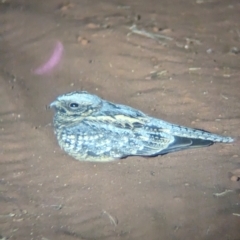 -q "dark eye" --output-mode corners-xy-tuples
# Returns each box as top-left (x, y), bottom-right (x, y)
(69, 103), (79, 108)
